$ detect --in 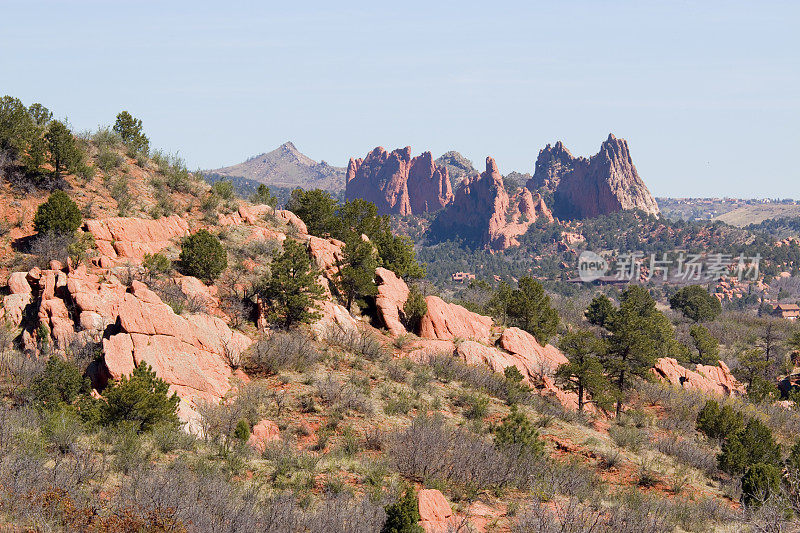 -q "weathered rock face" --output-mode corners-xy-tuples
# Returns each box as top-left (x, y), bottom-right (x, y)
(431, 157), (553, 250)
(498, 327), (569, 376)
(247, 419), (280, 453)
(84, 215), (190, 262)
(434, 151), (478, 187)
(418, 296), (492, 342)
(417, 489), (458, 533)
(526, 134), (659, 220)
(375, 267), (409, 336)
(345, 147), (453, 216)
(653, 357), (745, 396)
